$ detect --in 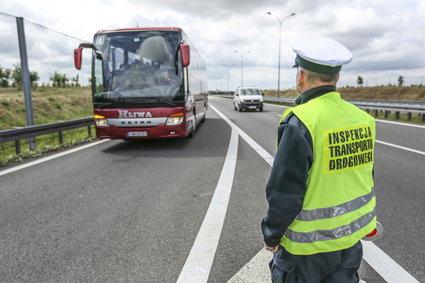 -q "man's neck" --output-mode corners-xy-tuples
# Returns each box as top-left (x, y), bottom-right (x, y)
(299, 81), (335, 94)
(295, 85), (336, 105)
